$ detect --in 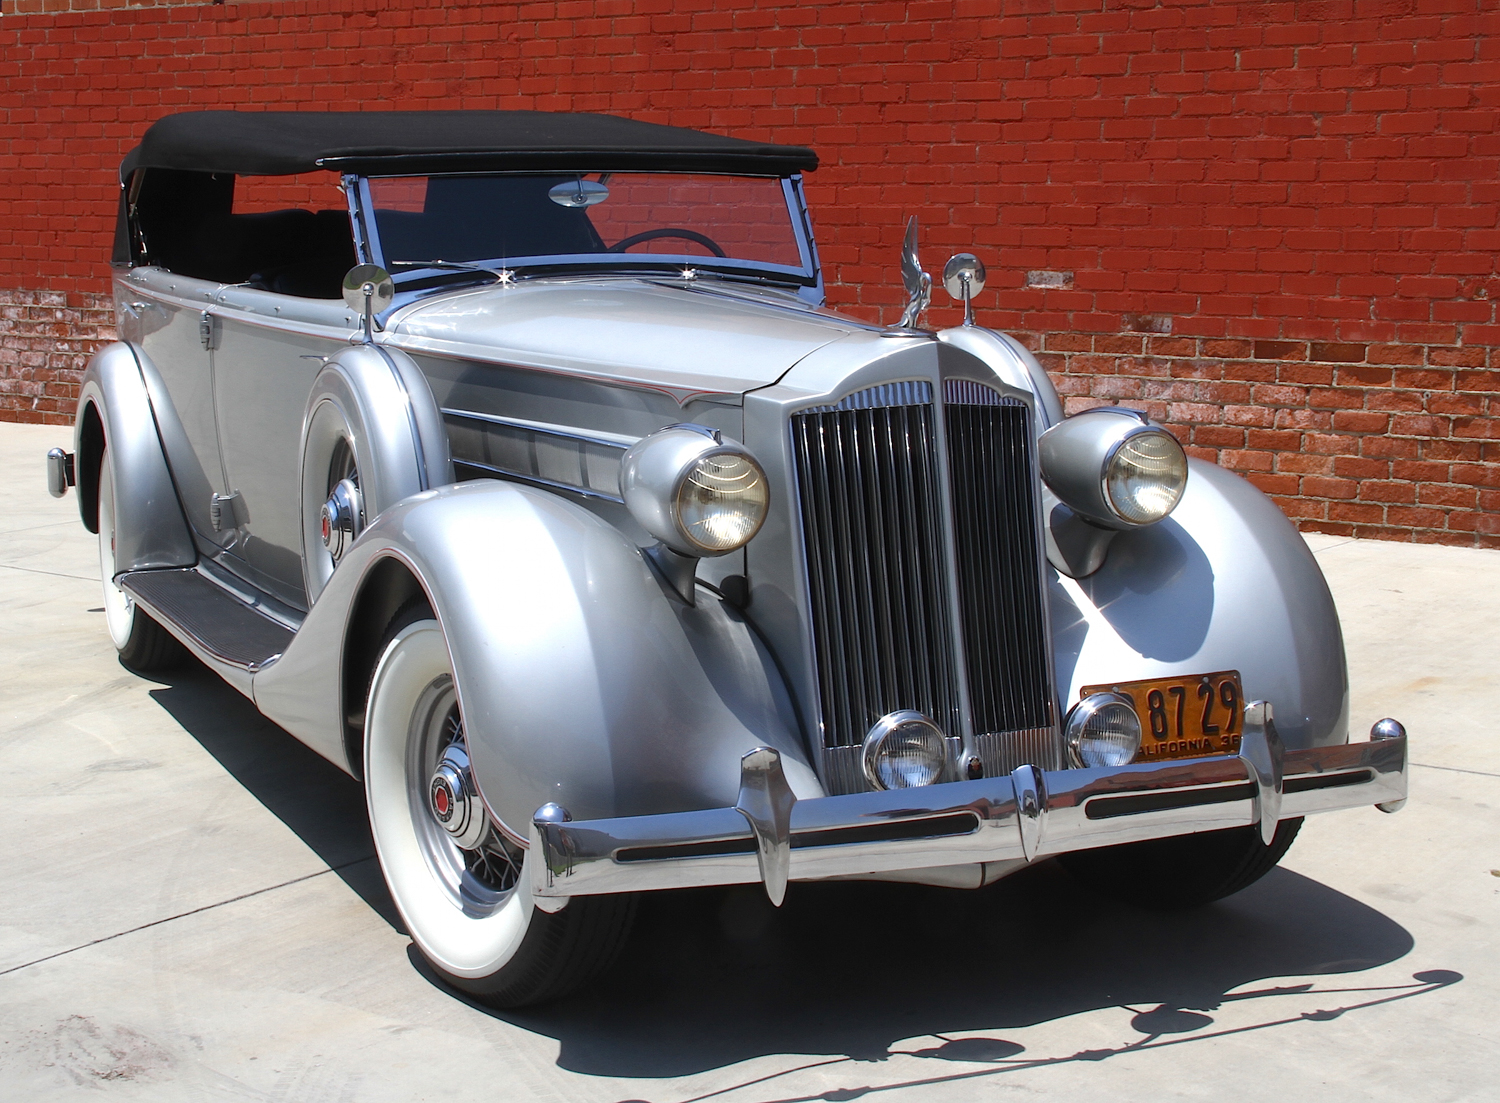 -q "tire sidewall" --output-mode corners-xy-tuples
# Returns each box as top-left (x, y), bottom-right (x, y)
(365, 618), (536, 979)
(96, 447), (136, 650)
